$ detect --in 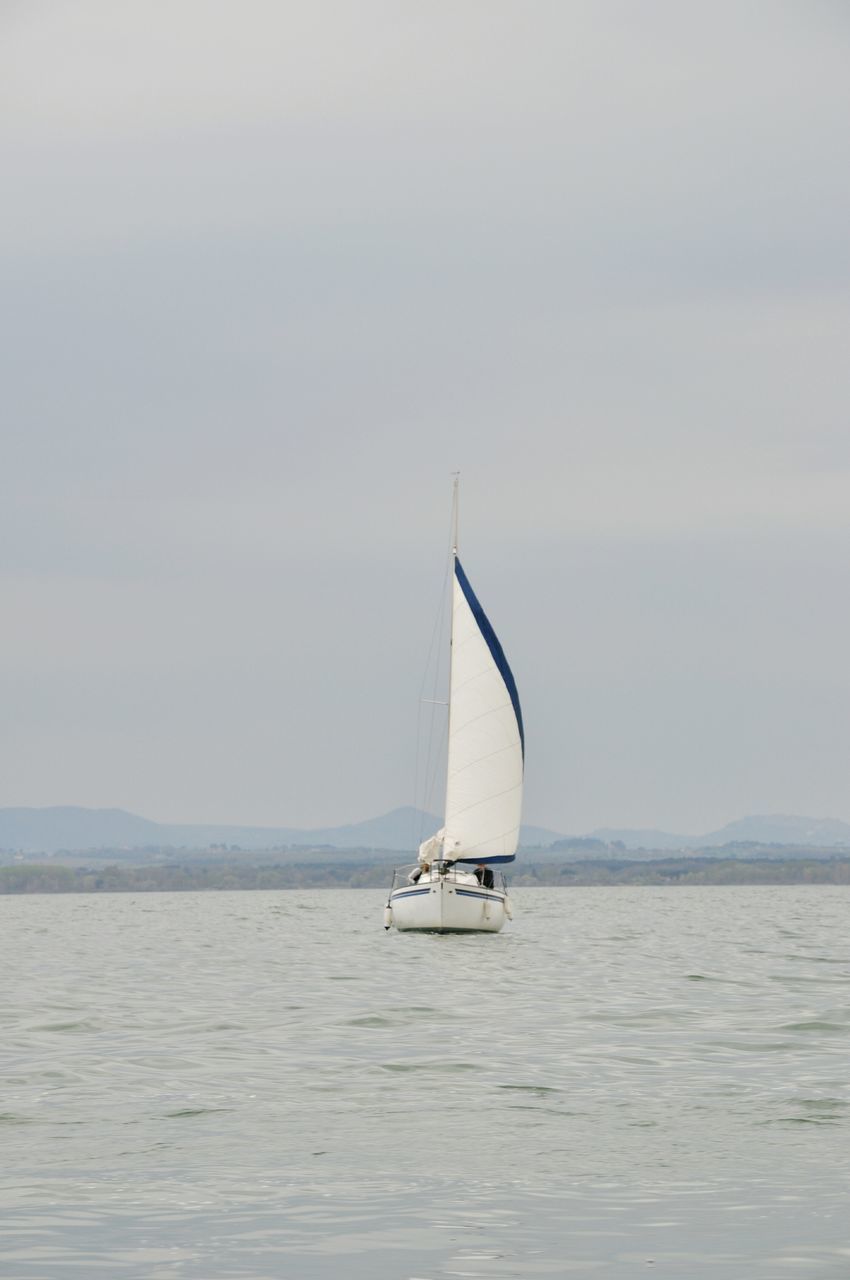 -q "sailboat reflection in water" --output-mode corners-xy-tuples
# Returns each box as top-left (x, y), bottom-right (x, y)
(385, 484), (523, 933)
